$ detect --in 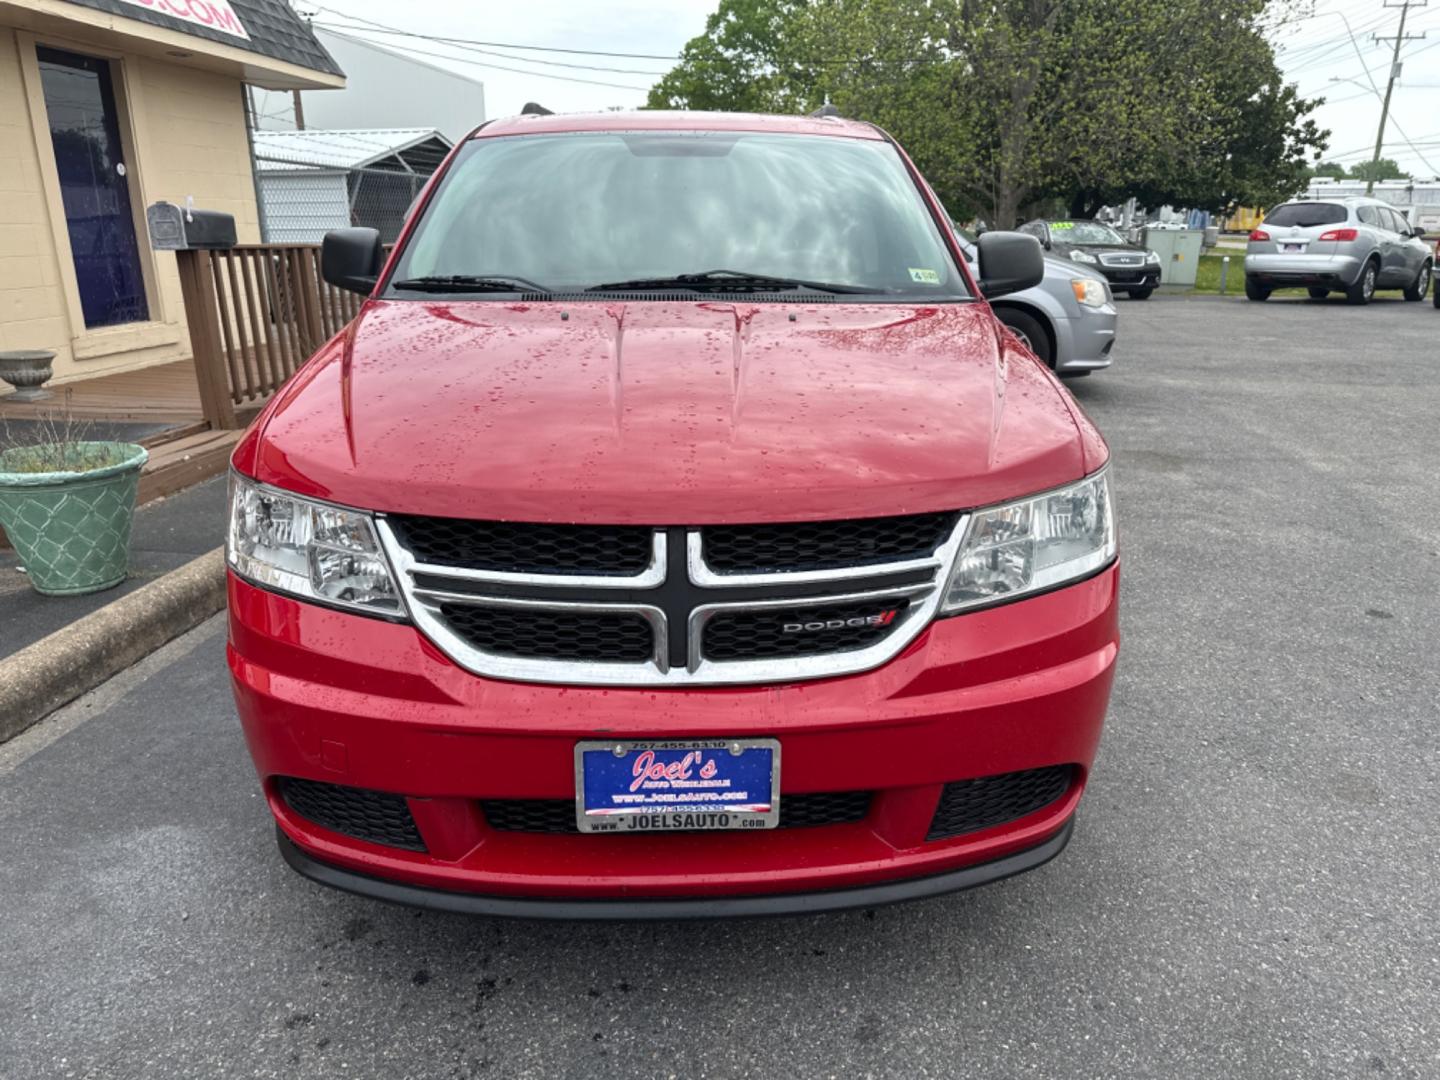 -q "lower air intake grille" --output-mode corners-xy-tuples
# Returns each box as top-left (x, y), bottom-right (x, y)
(388, 517), (654, 576)
(481, 792), (872, 834)
(777, 790), (872, 828)
(926, 766), (1073, 841)
(439, 604), (654, 662)
(279, 777), (425, 851)
(702, 512), (957, 574)
(702, 599), (908, 661)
